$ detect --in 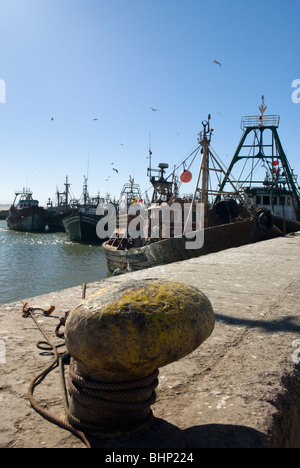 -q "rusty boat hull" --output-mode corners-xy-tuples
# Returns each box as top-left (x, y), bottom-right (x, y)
(6, 205), (49, 232)
(103, 217), (282, 273)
